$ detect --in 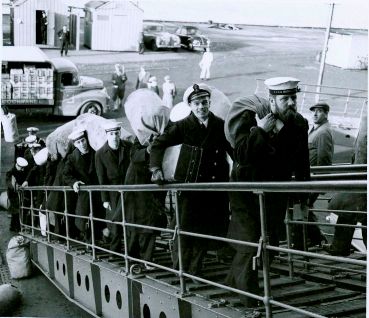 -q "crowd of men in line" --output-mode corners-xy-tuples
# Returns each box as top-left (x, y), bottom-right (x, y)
(7, 76), (363, 309)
